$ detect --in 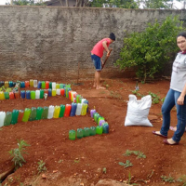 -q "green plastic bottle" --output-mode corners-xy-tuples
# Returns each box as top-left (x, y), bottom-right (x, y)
(83, 127), (90, 137)
(29, 107), (36, 121)
(90, 126), (96, 136)
(59, 84), (64, 88)
(102, 123), (109, 134)
(69, 130), (76, 140)
(77, 128), (84, 139)
(40, 89), (44, 99)
(59, 105), (65, 117)
(98, 116), (105, 125)
(41, 81), (46, 89)
(36, 107), (43, 120)
(42, 106), (48, 119)
(11, 109), (19, 124)
(93, 113), (100, 123)
(22, 108), (31, 122)
(49, 82), (52, 89)
(96, 126), (103, 135)
(4, 92), (9, 99)
(31, 91), (36, 99)
(4, 111), (12, 126)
